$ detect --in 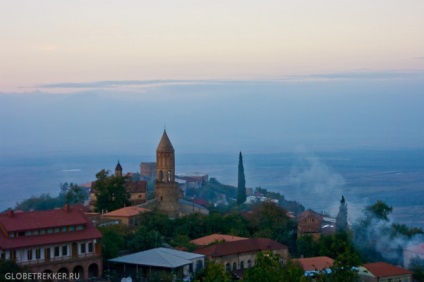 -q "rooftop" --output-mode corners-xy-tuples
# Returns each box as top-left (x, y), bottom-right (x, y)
(364, 262), (412, 278)
(0, 205), (101, 249)
(194, 238), (287, 258)
(190, 234), (248, 246)
(103, 206), (150, 218)
(293, 256), (334, 271)
(109, 247), (204, 269)
(157, 130), (174, 152)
